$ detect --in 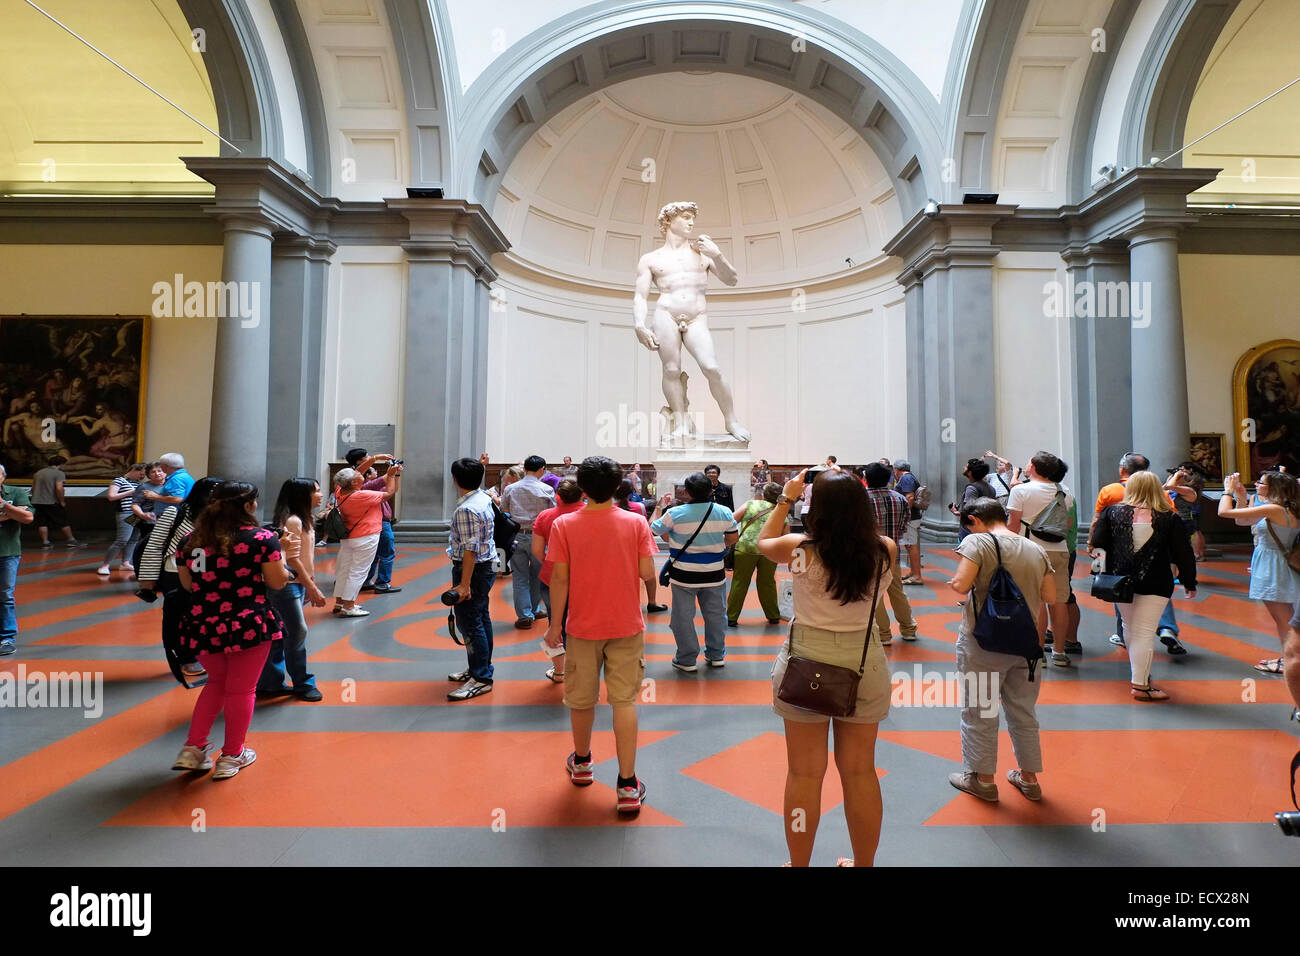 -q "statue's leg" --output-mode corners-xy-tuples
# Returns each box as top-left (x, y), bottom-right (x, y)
(653, 311), (687, 414)
(682, 318), (750, 441)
